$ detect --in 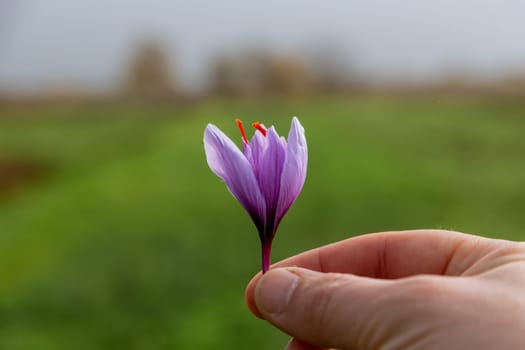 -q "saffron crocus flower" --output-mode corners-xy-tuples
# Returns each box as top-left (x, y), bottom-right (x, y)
(204, 117), (307, 273)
